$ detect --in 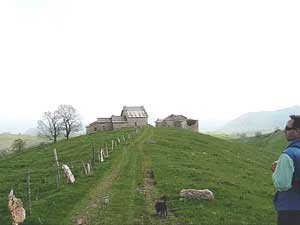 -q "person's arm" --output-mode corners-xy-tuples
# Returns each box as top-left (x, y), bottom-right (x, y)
(272, 153), (294, 191)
